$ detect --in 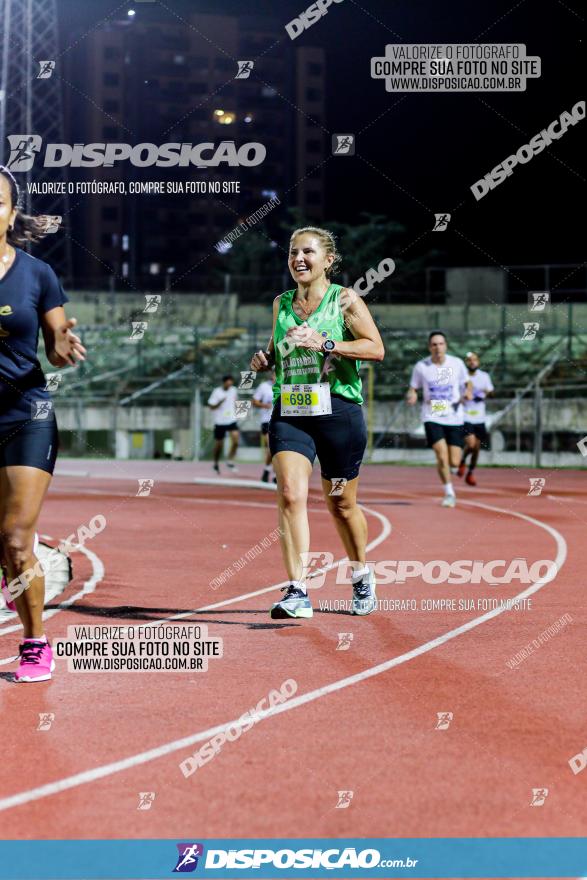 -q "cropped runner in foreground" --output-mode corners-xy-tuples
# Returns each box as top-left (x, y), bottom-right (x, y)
(249, 226), (385, 619)
(0, 165), (86, 682)
(406, 331), (472, 508)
